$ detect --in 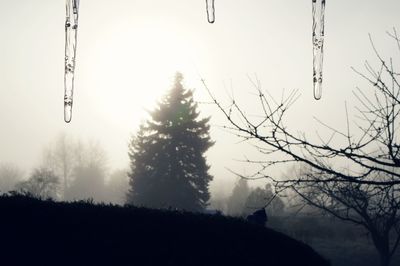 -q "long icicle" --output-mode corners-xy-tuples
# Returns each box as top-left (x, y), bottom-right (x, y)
(205, 0), (215, 23)
(312, 0), (326, 100)
(64, 0), (80, 123)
